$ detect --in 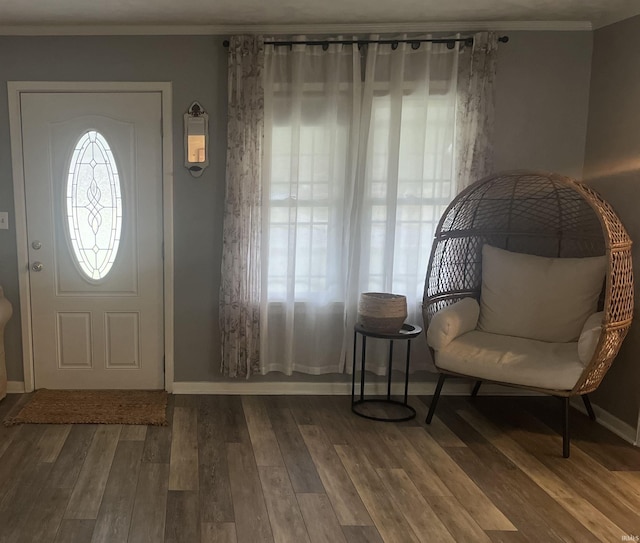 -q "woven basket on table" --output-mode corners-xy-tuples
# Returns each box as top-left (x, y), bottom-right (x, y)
(358, 292), (408, 333)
